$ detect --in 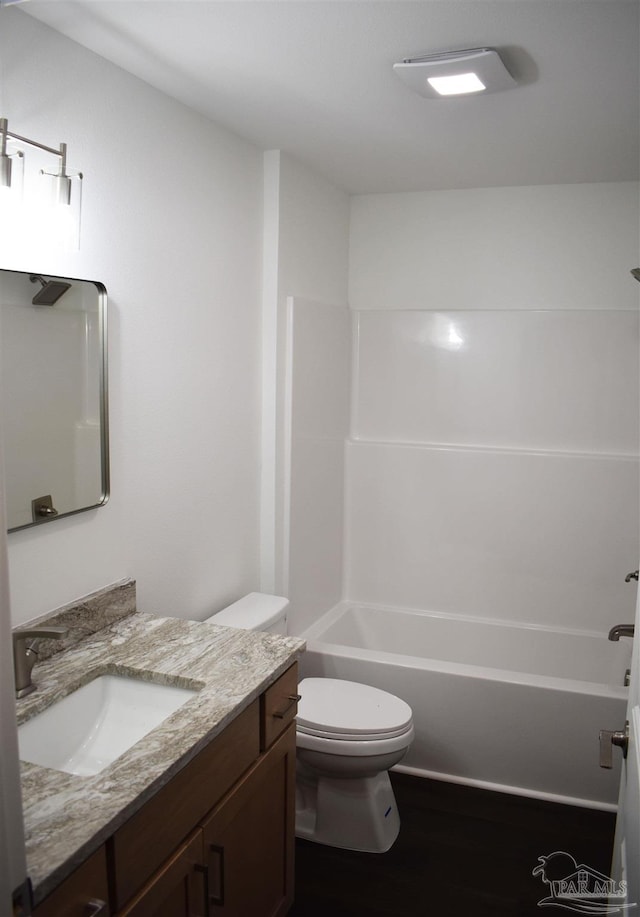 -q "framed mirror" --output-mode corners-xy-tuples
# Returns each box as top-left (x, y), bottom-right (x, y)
(0, 269), (109, 532)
